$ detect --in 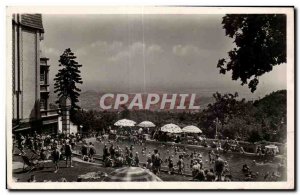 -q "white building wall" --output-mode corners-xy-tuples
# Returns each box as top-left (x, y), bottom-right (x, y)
(21, 30), (38, 120)
(58, 116), (78, 134)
